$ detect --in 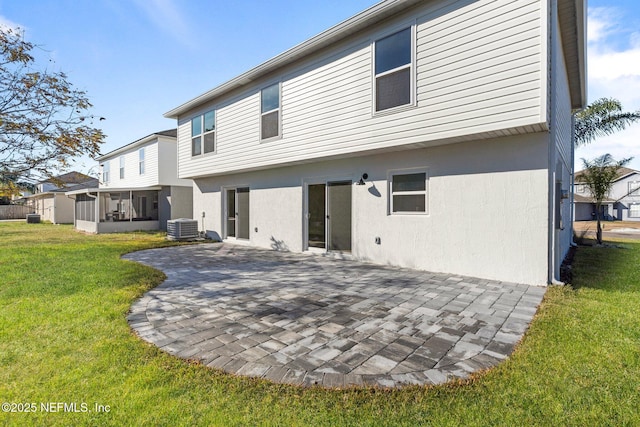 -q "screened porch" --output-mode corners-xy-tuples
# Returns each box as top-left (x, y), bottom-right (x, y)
(69, 187), (161, 233)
